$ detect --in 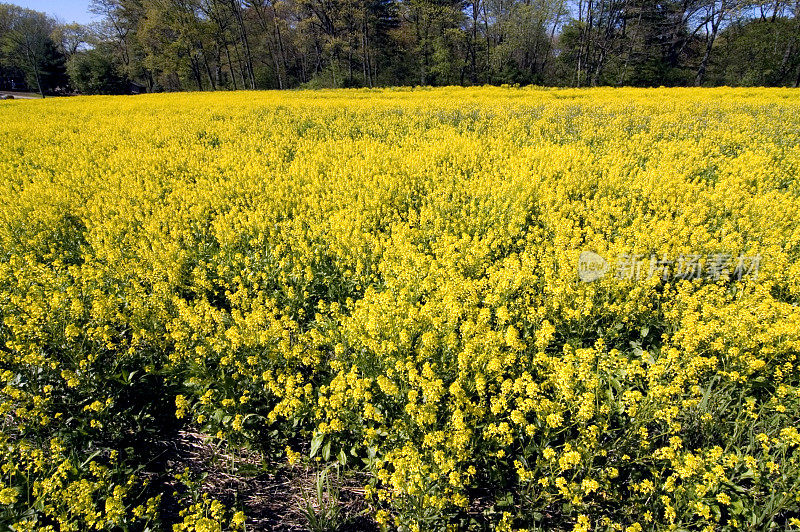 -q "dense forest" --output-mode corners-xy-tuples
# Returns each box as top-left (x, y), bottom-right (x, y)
(1, 0), (799, 95)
